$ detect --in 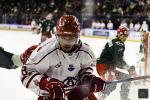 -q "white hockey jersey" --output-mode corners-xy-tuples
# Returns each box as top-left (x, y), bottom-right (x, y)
(20, 37), (96, 96)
